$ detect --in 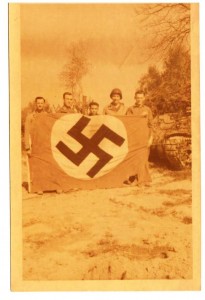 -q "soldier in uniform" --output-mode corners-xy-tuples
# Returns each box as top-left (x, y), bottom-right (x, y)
(24, 97), (62, 195)
(24, 96), (47, 155)
(126, 90), (153, 187)
(88, 101), (99, 116)
(24, 97), (48, 195)
(103, 88), (127, 116)
(58, 92), (78, 113)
